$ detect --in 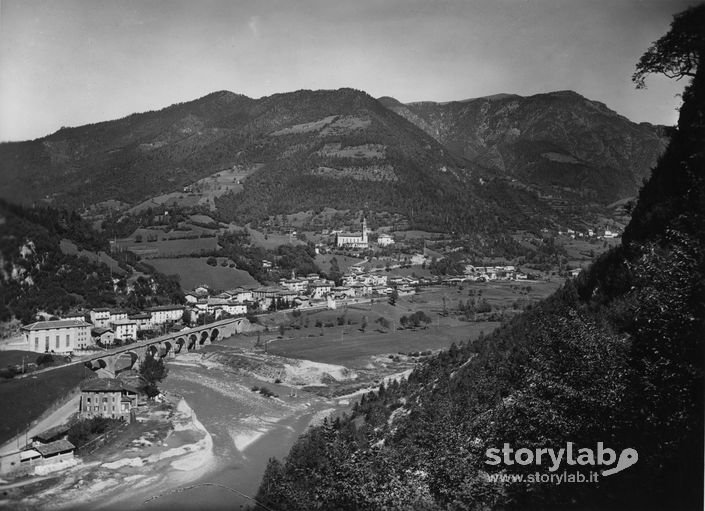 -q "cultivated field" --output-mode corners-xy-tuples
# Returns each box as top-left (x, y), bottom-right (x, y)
(247, 227), (305, 250)
(265, 322), (500, 368)
(117, 235), (219, 258)
(145, 257), (258, 291)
